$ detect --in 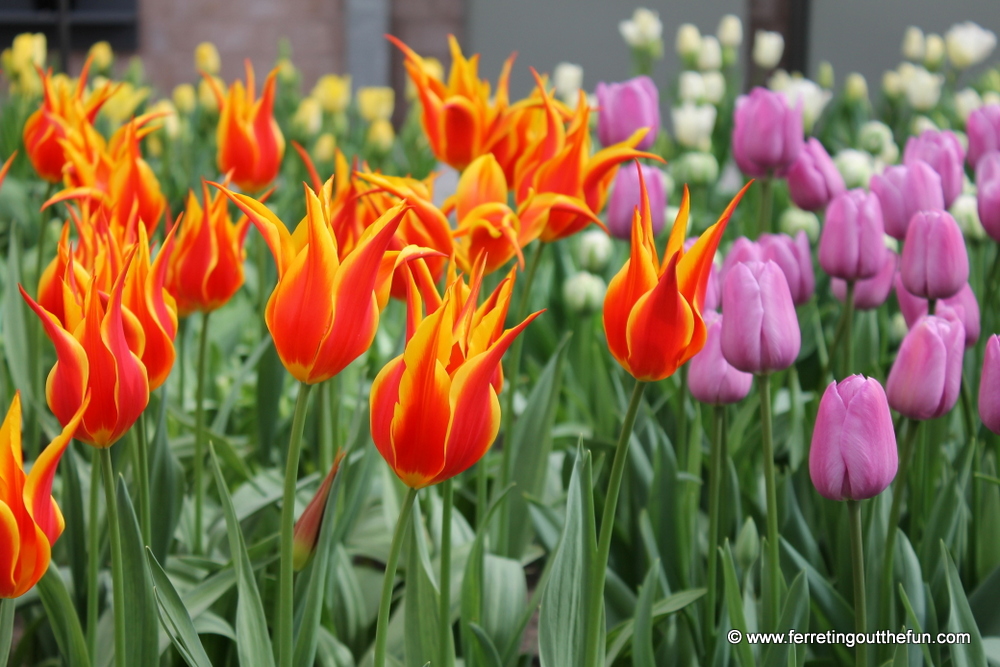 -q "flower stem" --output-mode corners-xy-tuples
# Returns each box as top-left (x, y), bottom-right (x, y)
(99, 448), (126, 667)
(193, 311), (211, 555)
(758, 373), (782, 632)
(757, 175), (773, 237)
(134, 412), (151, 547)
(438, 478), (454, 664)
(0, 597), (14, 667)
(844, 281), (856, 377)
(278, 382), (313, 667)
(880, 419), (919, 628)
(584, 380), (647, 667)
(86, 449), (100, 662)
(848, 499), (868, 667)
(705, 404), (726, 650)
(374, 487), (419, 667)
